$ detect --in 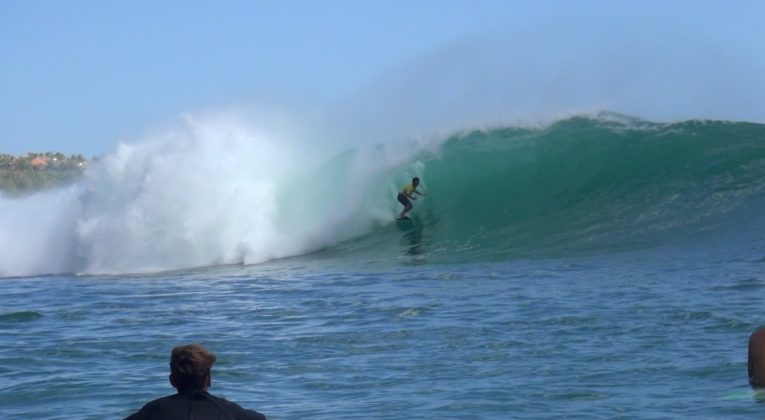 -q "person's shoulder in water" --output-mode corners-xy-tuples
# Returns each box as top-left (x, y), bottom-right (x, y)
(128, 391), (265, 420)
